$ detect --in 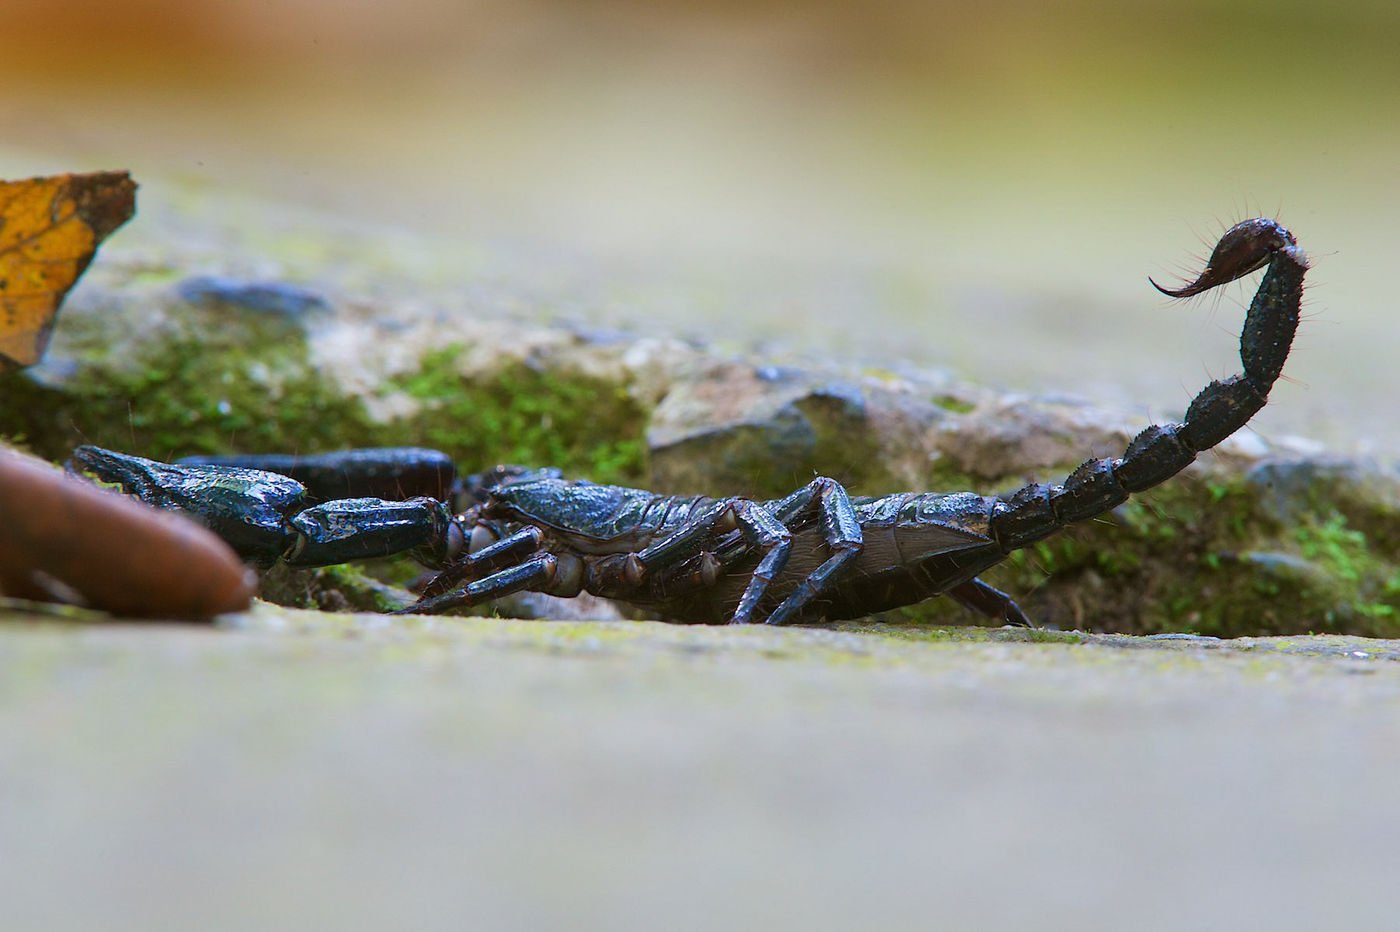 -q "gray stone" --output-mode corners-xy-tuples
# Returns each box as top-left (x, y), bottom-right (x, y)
(647, 362), (829, 496)
(1246, 456), (1400, 524)
(176, 275), (332, 320)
